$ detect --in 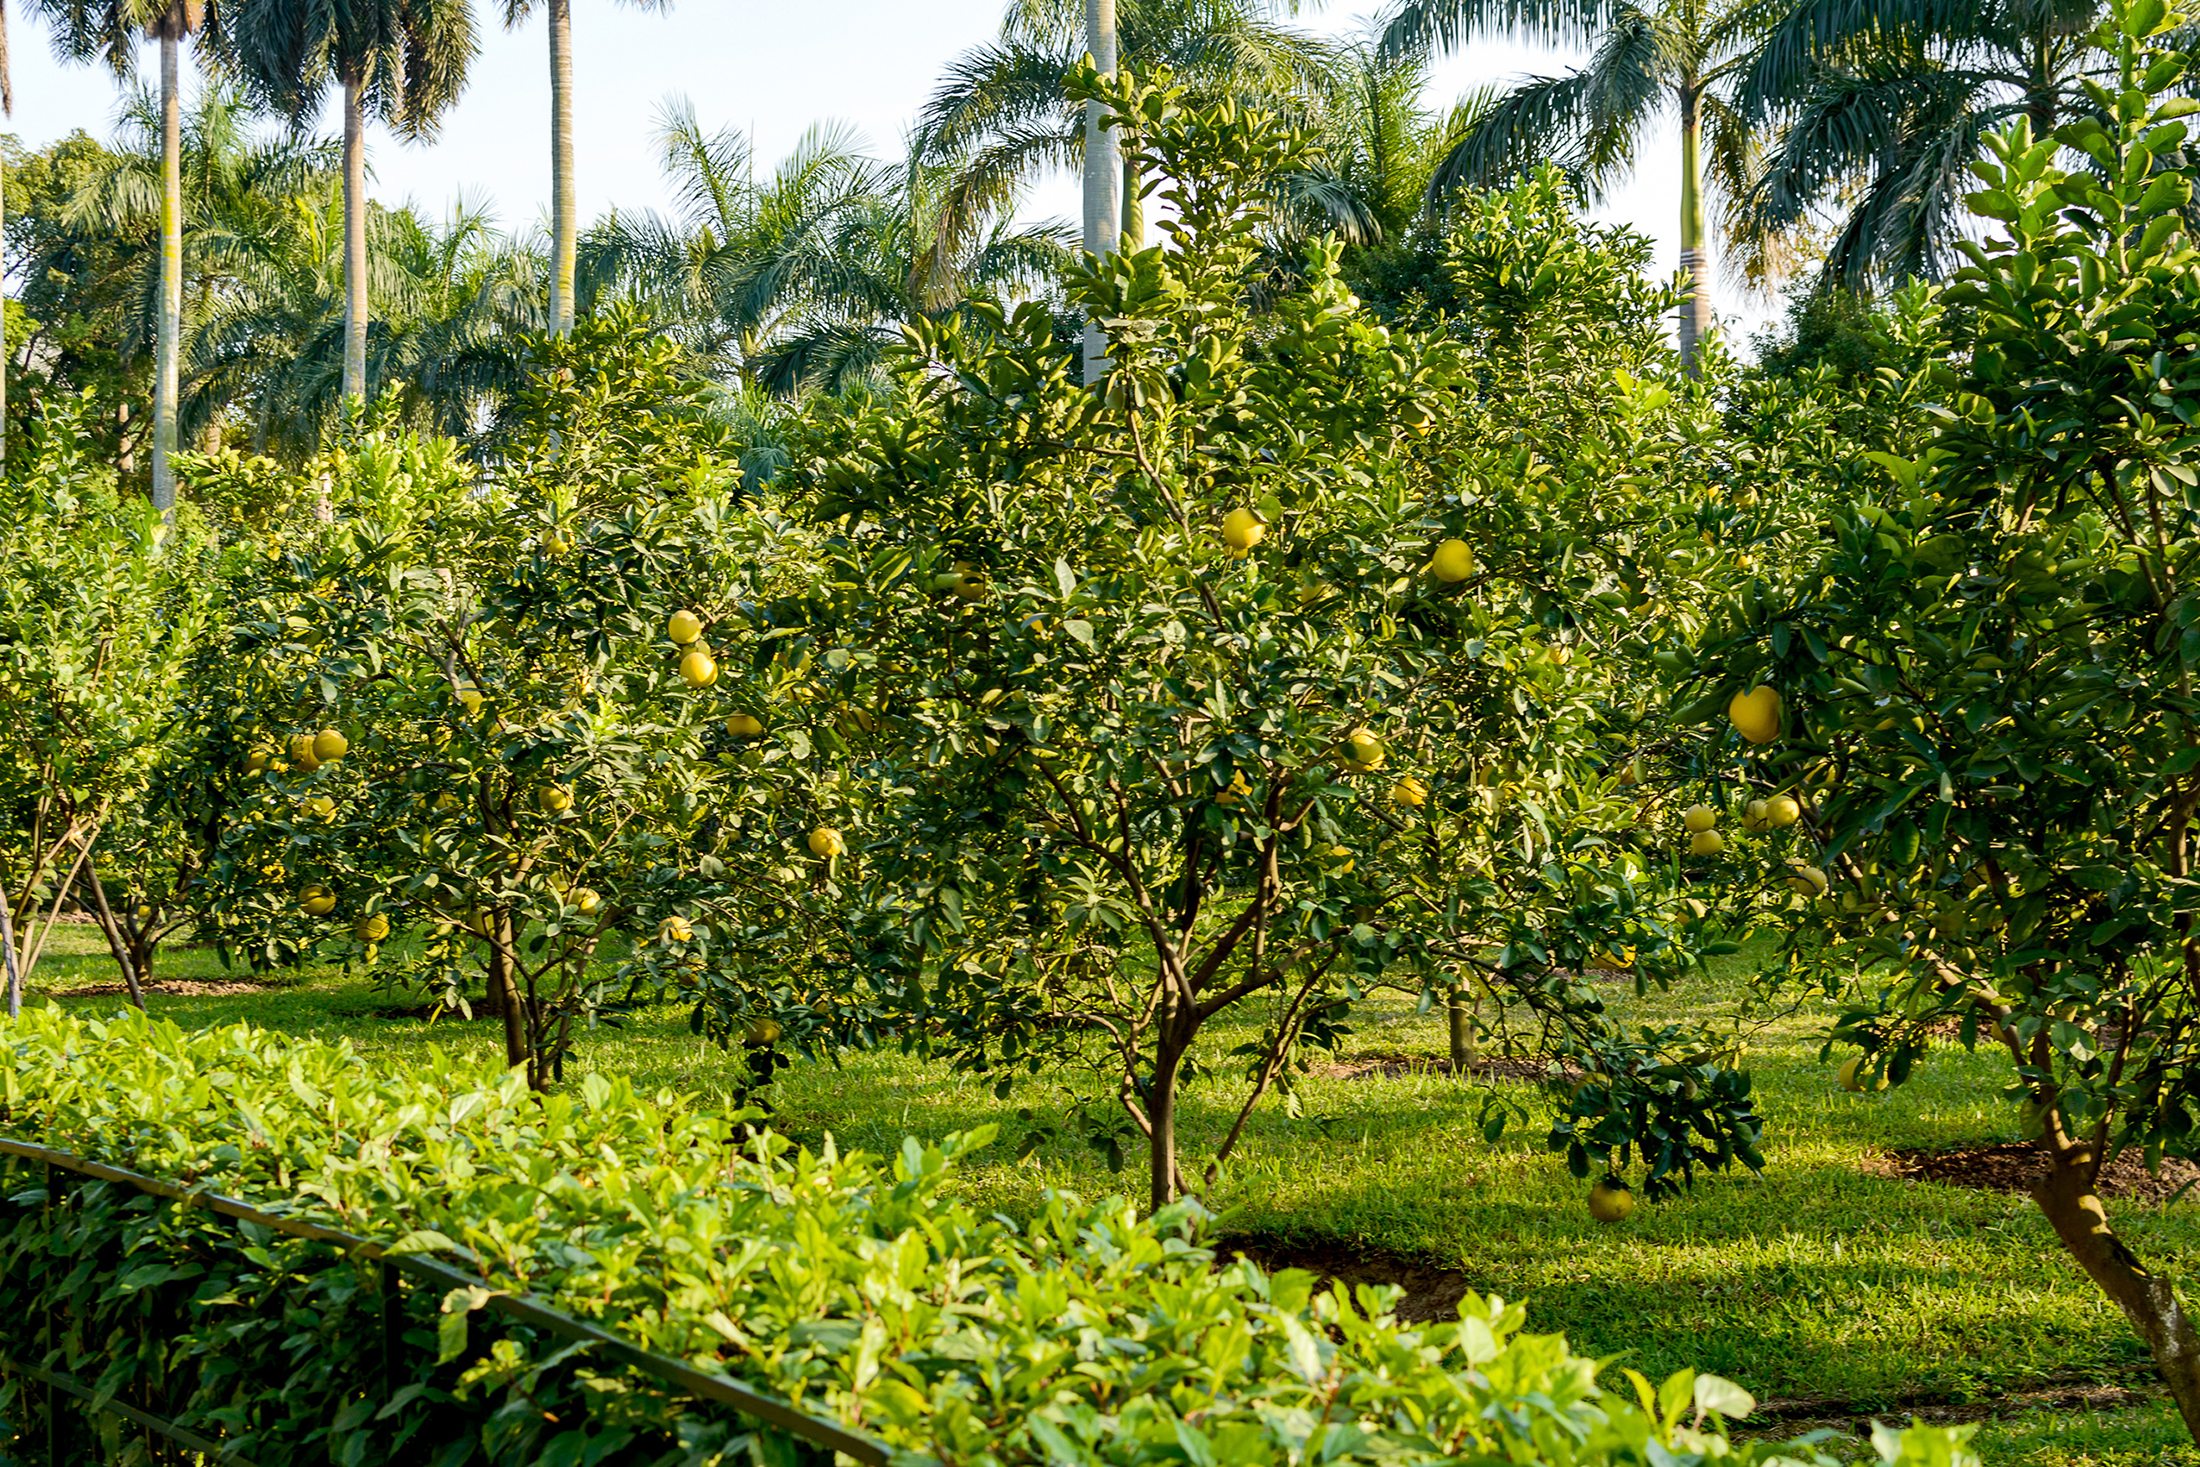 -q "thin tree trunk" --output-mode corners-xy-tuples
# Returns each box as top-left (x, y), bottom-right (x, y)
(2034, 1136), (2200, 1435)
(1081, 0), (1120, 385)
(489, 915), (529, 1074)
(548, 0), (576, 335)
(76, 842), (145, 1009)
(1, 880), (21, 1020)
(1676, 79), (1712, 375)
(151, 26), (183, 518)
(1448, 992), (1478, 1070)
(341, 71), (369, 406)
(1149, 1024), (1186, 1212)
